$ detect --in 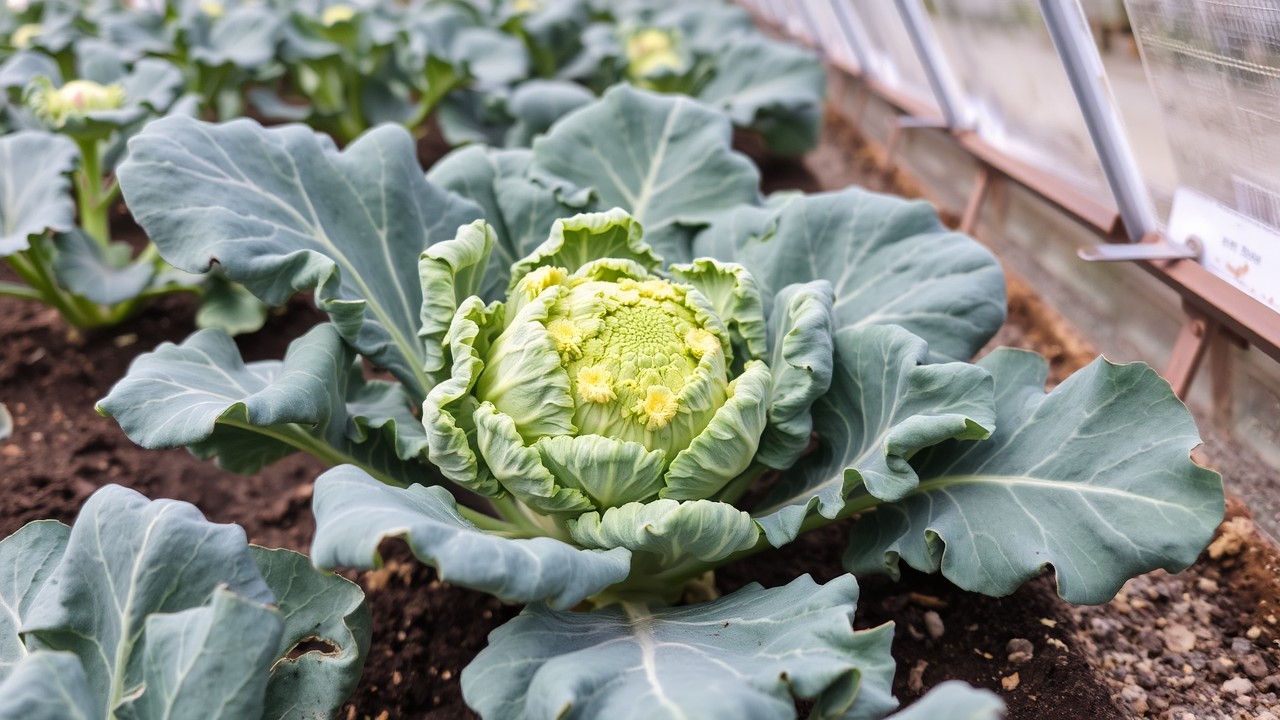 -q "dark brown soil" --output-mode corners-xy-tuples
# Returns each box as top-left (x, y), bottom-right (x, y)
(0, 110), (1261, 720)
